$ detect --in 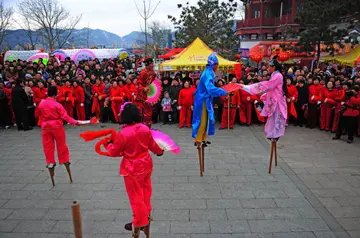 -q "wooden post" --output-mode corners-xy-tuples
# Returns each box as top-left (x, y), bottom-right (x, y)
(227, 97), (230, 129)
(201, 143), (205, 173)
(269, 140), (278, 173)
(72, 201), (83, 238)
